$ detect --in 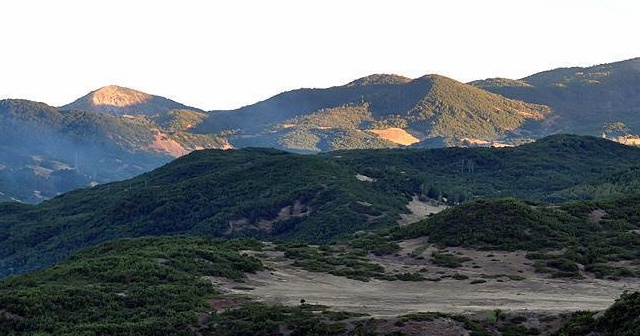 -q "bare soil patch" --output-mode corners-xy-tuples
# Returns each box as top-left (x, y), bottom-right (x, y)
(148, 129), (189, 157)
(368, 128), (420, 146)
(214, 245), (639, 318)
(91, 85), (151, 107)
(398, 196), (448, 226)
